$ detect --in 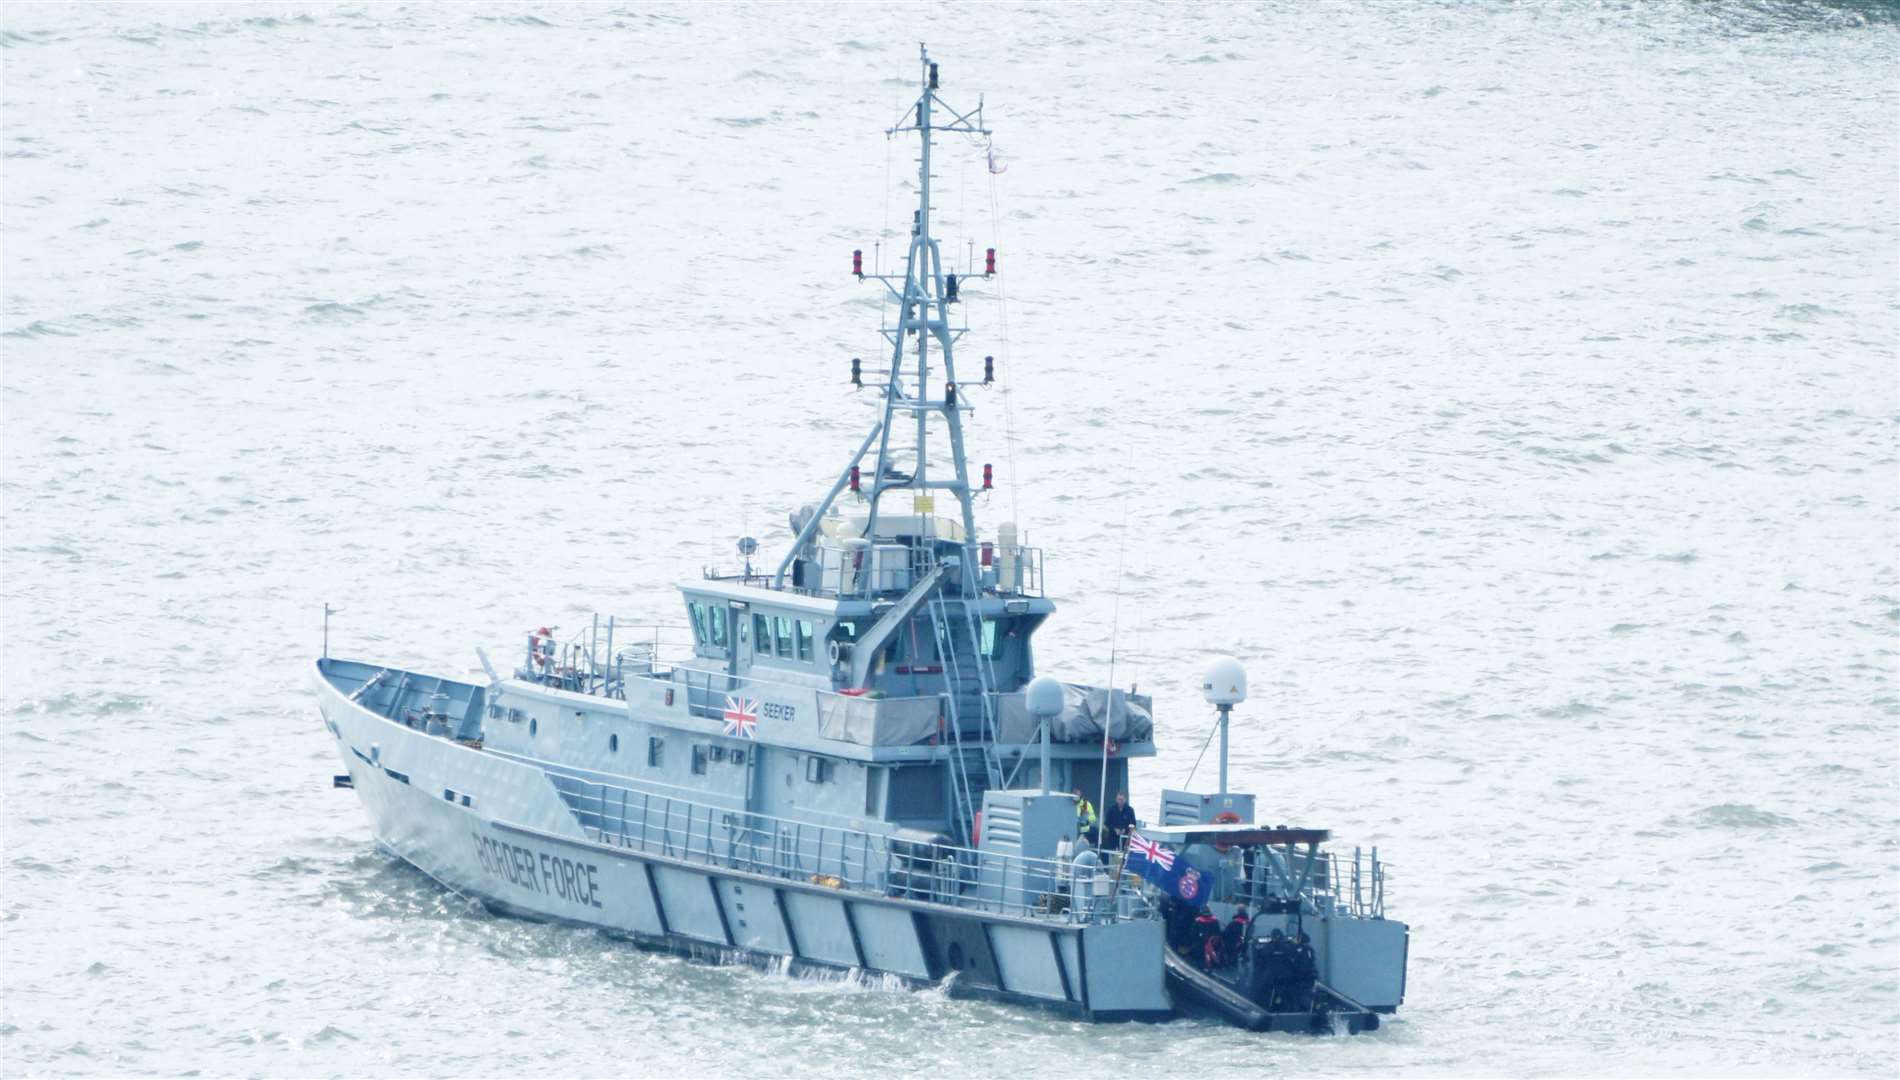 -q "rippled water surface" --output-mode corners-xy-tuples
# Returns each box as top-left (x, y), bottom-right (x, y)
(3, 2), (1897, 1075)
